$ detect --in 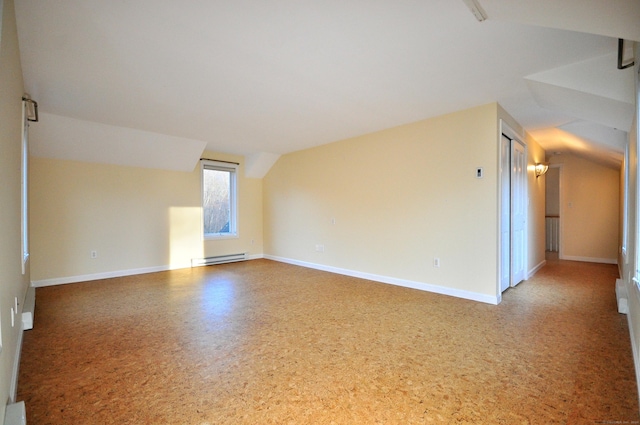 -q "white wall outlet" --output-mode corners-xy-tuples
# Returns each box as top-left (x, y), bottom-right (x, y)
(434, 257), (440, 268)
(315, 244), (325, 252)
(90, 250), (98, 259)
(331, 218), (336, 225)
